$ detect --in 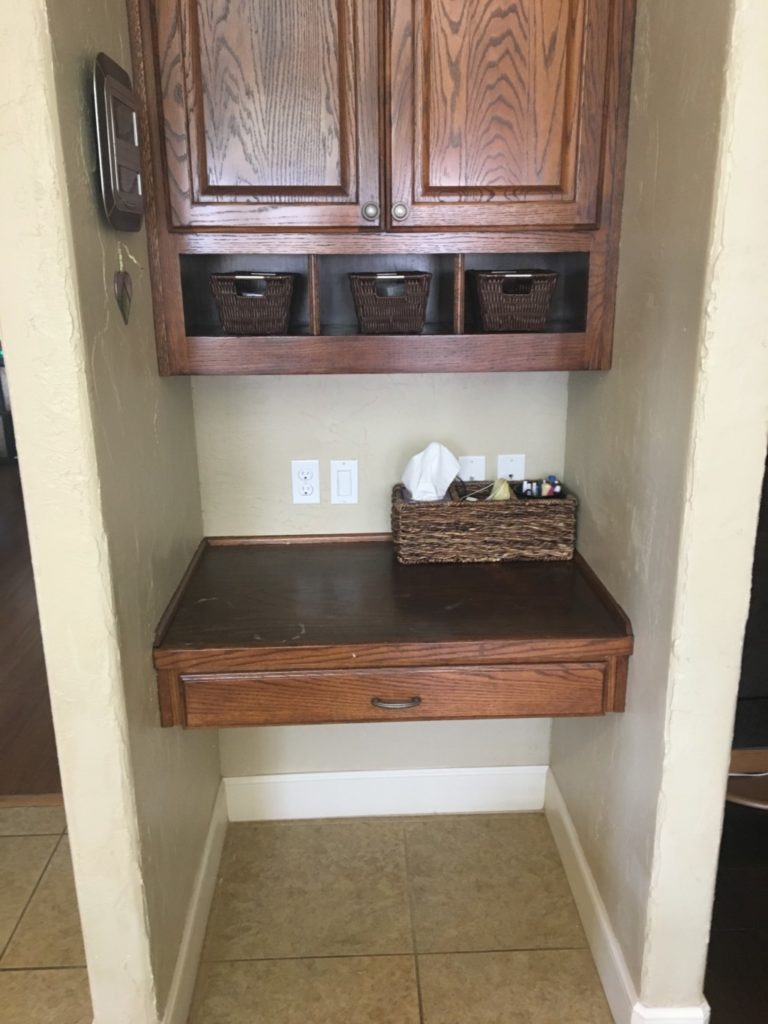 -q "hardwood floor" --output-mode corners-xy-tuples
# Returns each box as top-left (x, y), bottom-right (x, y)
(706, 803), (768, 1022)
(0, 464), (60, 794)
